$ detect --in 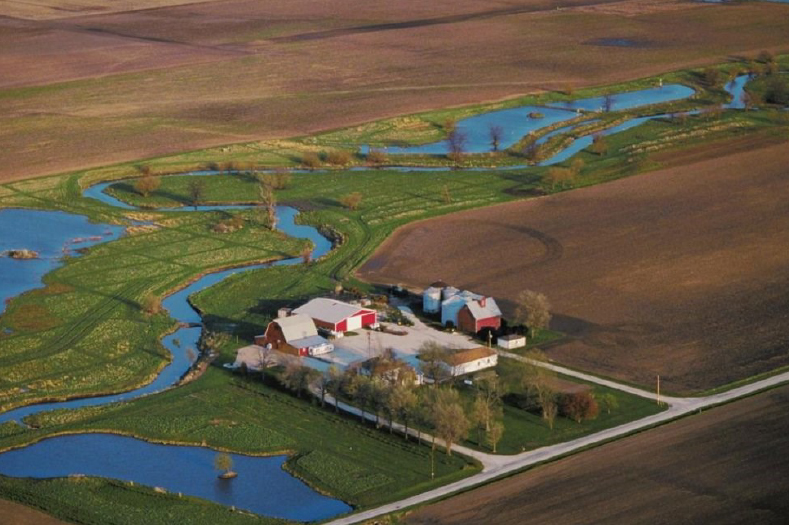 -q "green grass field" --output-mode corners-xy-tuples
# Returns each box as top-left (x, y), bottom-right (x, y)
(1, 368), (479, 510)
(460, 360), (664, 455)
